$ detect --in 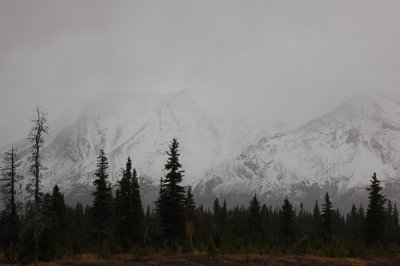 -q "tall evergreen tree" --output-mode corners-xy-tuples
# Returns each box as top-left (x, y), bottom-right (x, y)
(213, 198), (220, 228)
(248, 194), (262, 234)
(115, 157), (134, 250)
(184, 186), (195, 221)
(221, 199), (227, 227)
(0, 147), (21, 262)
(50, 185), (66, 259)
(156, 138), (186, 248)
(321, 192), (333, 245)
(393, 203), (400, 244)
(144, 205), (151, 247)
(394, 203), (399, 228)
(386, 200), (394, 244)
(365, 172), (387, 244)
(131, 166), (144, 245)
(279, 197), (295, 246)
(37, 193), (53, 262)
(347, 204), (362, 244)
(91, 149), (113, 254)
(212, 198), (222, 247)
(313, 200), (321, 241)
